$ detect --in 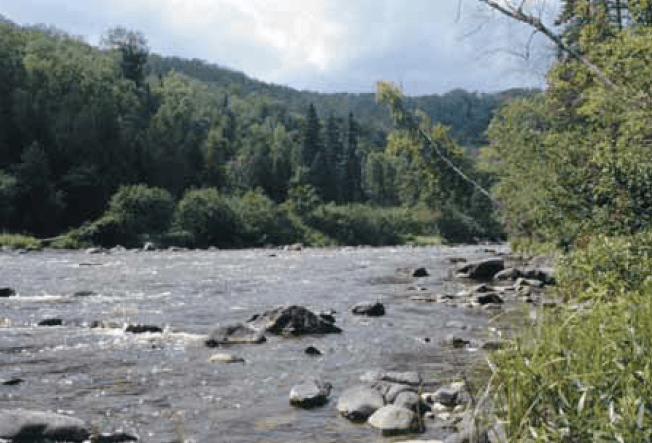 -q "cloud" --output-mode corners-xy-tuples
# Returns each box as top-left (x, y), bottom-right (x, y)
(3, 0), (560, 94)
